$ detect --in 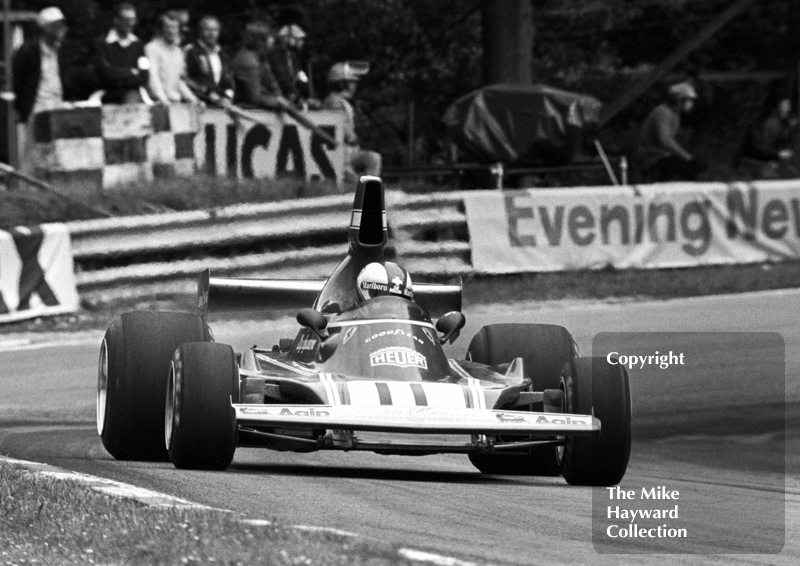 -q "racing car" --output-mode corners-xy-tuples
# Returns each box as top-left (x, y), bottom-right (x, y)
(96, 176), (631, 486)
